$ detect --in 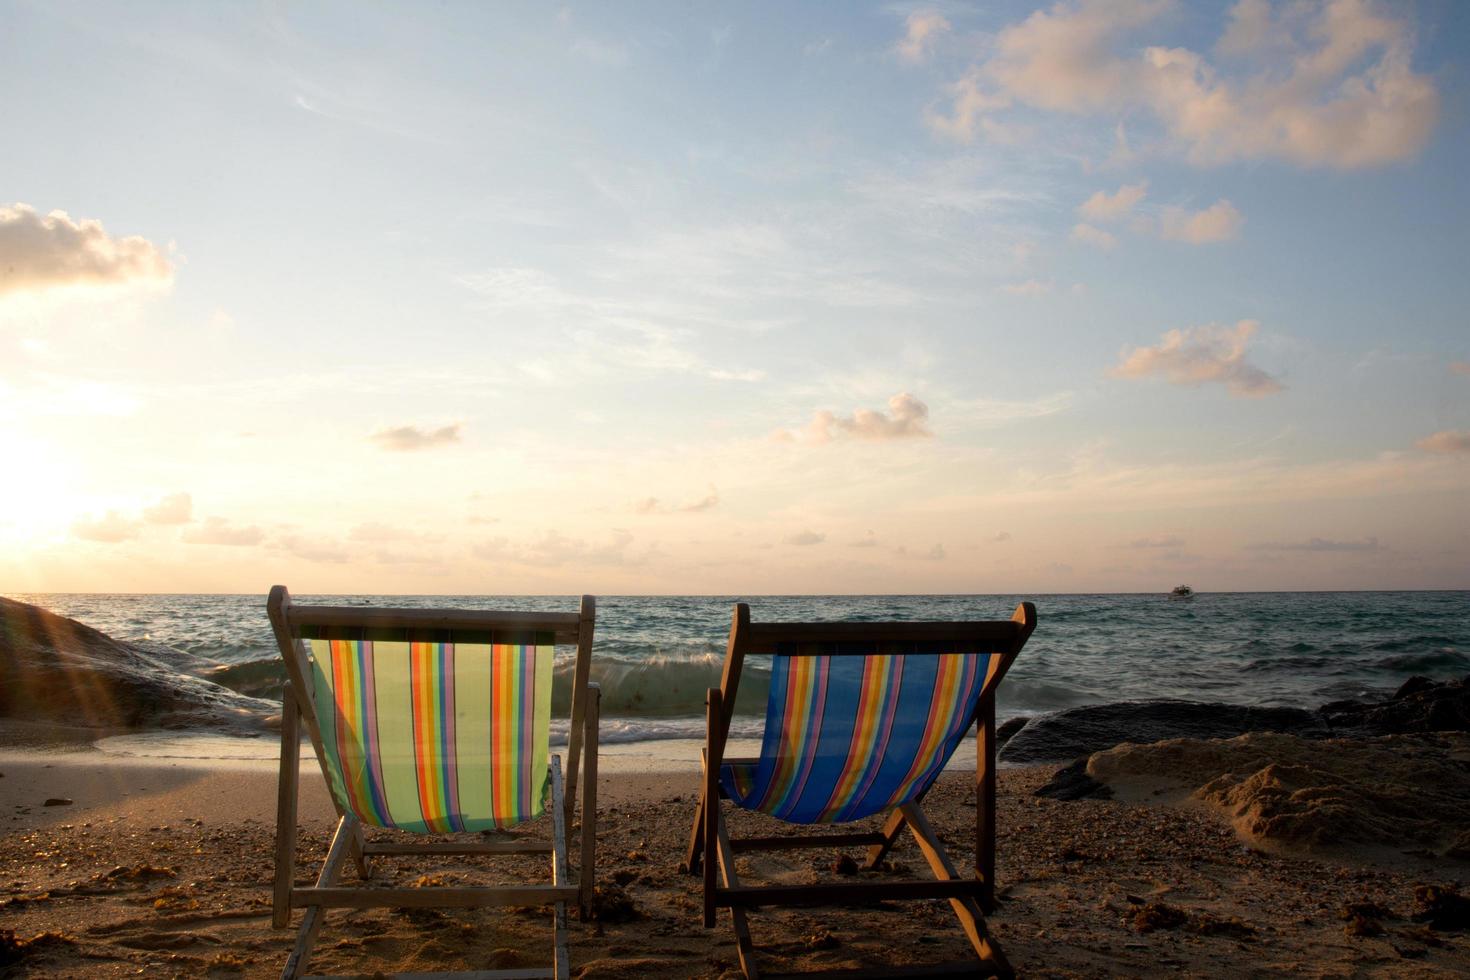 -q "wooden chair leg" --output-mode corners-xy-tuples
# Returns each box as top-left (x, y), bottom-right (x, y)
(550, 754), (571, 979)
(346, 817), (372, 880)
(579, 684), (599, 920)
(714, 811), (760, 979)
(703, 690), (723, 927)
(273, 683), (300, 929)
(977, 697), (998, 912)
(684, 791), (705, 875)
(281, 815), (352, 980)
(901, 803), (1013, 978)
(864, 806), (907, 870)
